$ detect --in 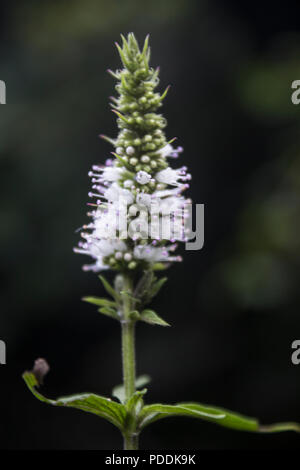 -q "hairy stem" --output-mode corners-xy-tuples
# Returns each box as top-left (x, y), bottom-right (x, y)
(122, 320), (136, 400)
(123, 433), (139, 450)
(121, 275), (138, 450)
